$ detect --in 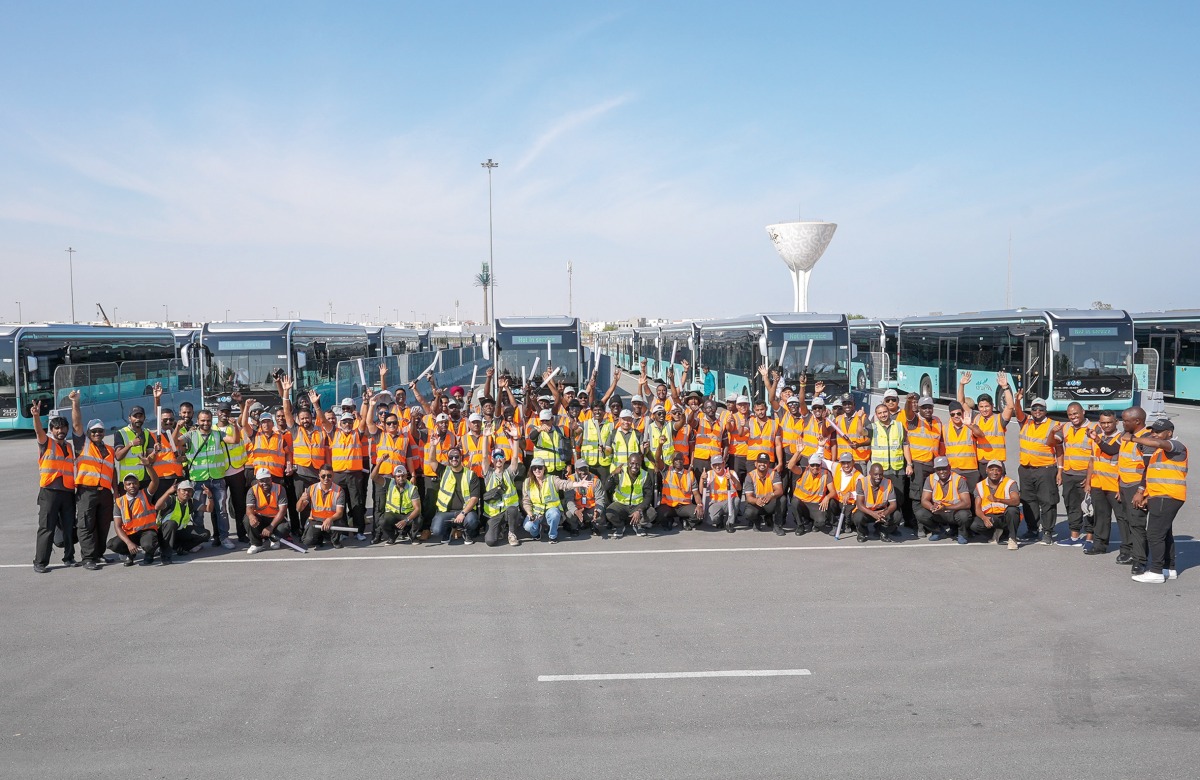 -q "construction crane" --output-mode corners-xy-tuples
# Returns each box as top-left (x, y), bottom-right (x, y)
(96, 303), (113, 327)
